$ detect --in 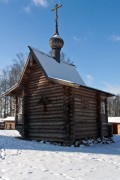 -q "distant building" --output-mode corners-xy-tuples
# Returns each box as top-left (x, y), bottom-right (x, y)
(108, 117), (120, 135)
(0, 117), (15, 130)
